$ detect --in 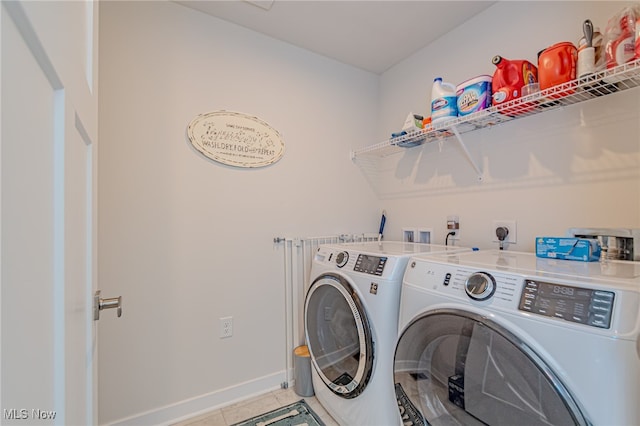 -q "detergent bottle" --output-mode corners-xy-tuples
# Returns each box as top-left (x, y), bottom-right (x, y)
(430, 78), (458, 123)
(538, 42), (577, 90)
(491, 55), (538, 105)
